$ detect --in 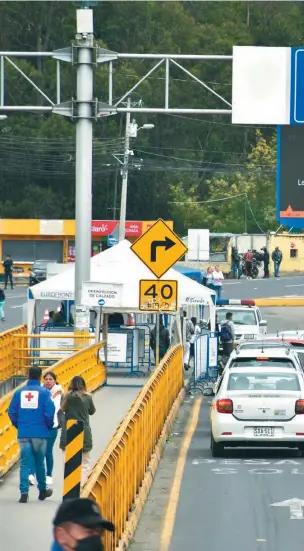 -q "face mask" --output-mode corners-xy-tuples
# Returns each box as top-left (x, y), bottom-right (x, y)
(75, 535), (104, 551)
